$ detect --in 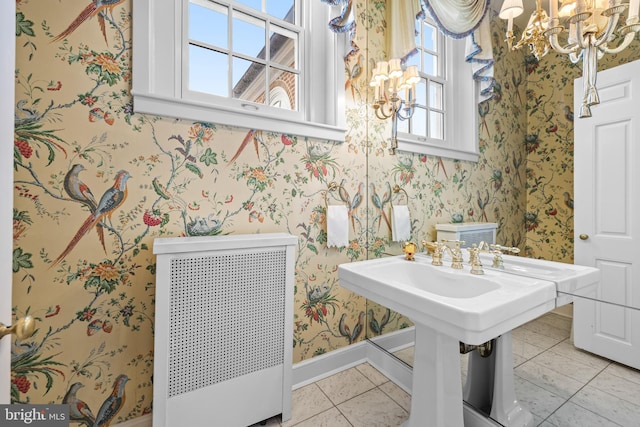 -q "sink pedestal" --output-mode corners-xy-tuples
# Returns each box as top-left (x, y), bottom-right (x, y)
(403, 324), (464, 427)
(404, 326), (533, 427)
(464, 332), (534, 427)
